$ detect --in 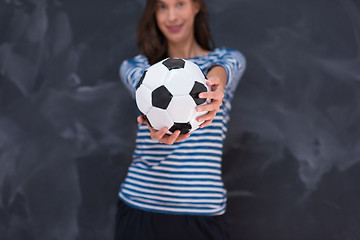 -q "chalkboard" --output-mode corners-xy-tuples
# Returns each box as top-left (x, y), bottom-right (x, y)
(1, 0), (360, 239)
